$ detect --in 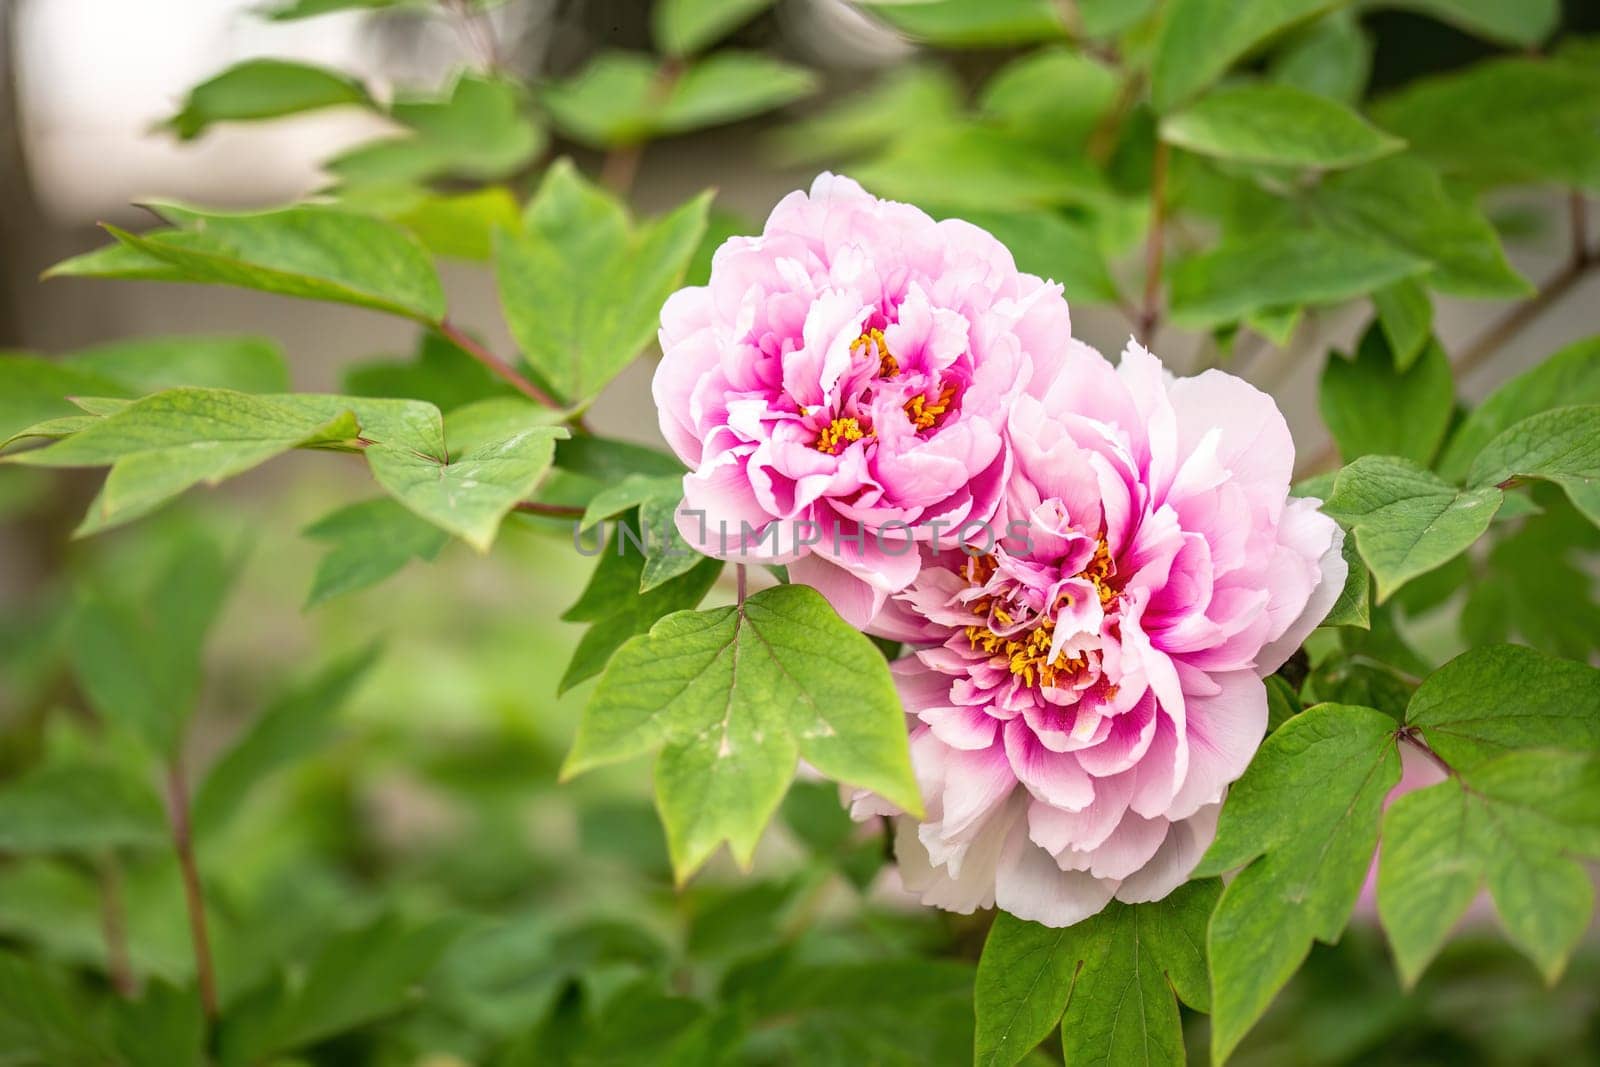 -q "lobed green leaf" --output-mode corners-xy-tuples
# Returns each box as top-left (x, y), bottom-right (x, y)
(564, 584), (920, 881)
